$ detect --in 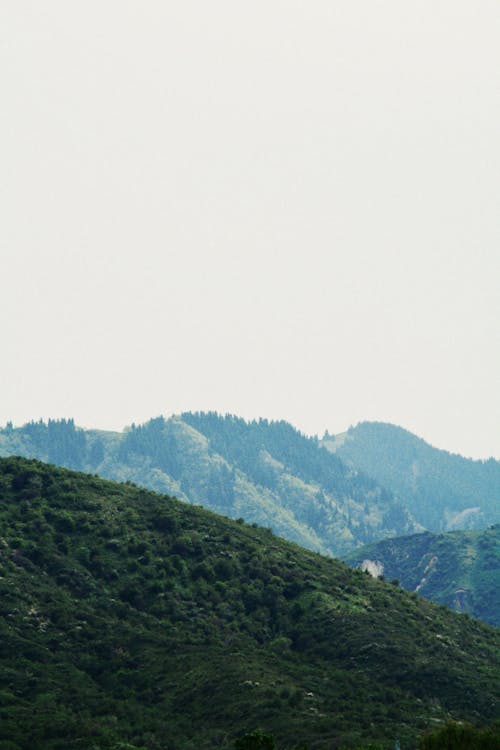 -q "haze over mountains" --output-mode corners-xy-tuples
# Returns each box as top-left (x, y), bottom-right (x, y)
(324, 421), (500, 532)
(4, 2), (499, 747)
(0, 414), (420, 556)
(1, 412), (498, 629)
(1, 456), (499, 750)
(1, 414), (499, 553)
